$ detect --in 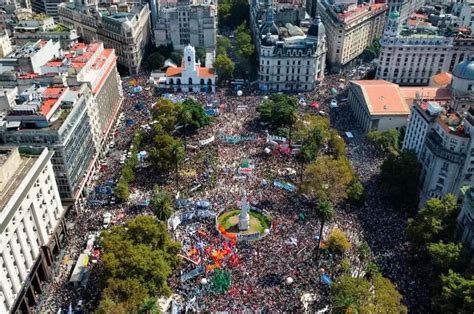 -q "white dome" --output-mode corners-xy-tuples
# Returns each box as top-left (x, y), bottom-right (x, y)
(122, 20), (133, 31)
(285, 277), (294, 285)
